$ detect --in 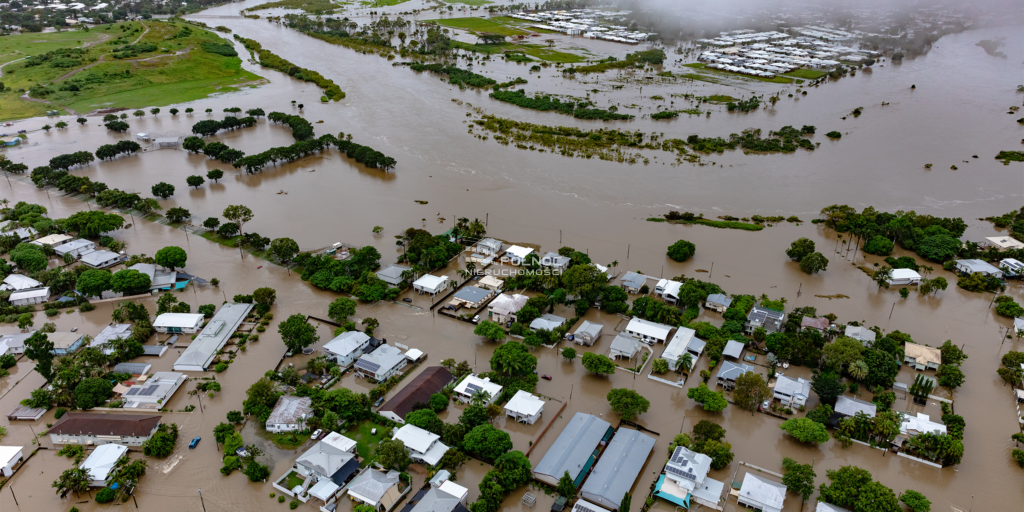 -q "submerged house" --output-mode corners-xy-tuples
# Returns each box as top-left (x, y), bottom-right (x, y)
(655, 279), (683, 304)
(49, 413), (162, 446)
(654, 446), (725, 510)
(624, 318), (673, 344)
(153, 313), (205, 334)
(736, 473), (787, 512)
(620, 272), (647, 294)
(347, 468), (404, 512)
(80, 443), (129, 487)
(355, 344), (408, 382)
(534, 412), (612, 487)
(903, 342), (941, 371)
(716, 361), (754, 389)
(376, 264), (412, 286)
(953, 259), (1003, 278)
(324, 331), (379, 367)
(412, 274), (449, 296)
(744, 305), (785, 335)
(504, 390), (544, 424)
(662, 327), (704, 371)
(488, 293), (528, 325)
(453, 374), (502, 405)
(392, 424), (449, 466)
(772, 376), (811, 408)
(572, 320), (604, 346)
(266, 396), (313, 433)
(704, 293), (732, 313)
(172, 303), (252, 371)
(378, 367), (453, 424)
